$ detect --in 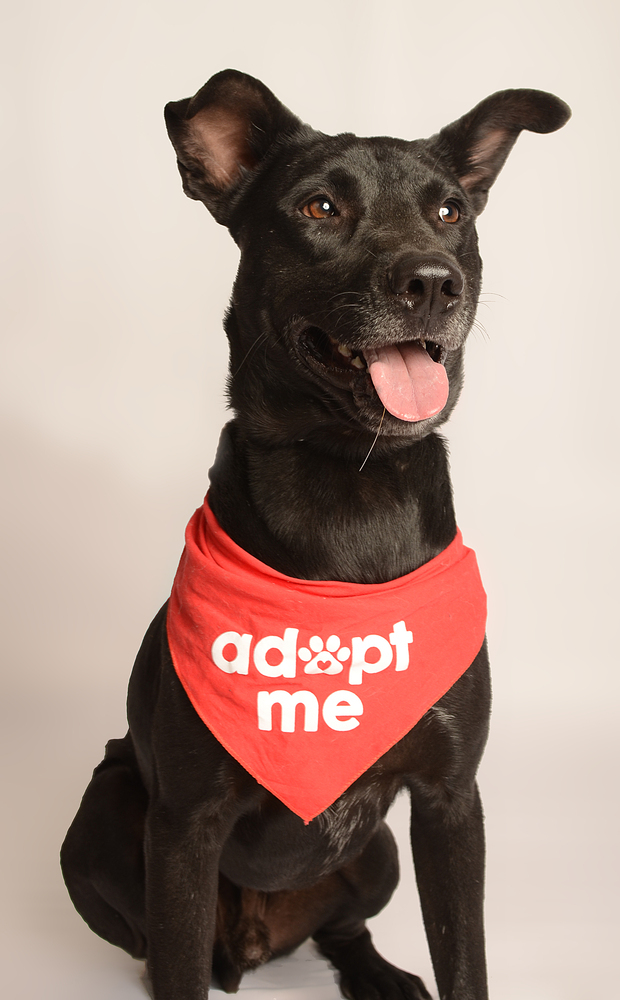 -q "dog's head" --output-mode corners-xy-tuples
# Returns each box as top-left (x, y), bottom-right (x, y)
(165, 72), (569, 452)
